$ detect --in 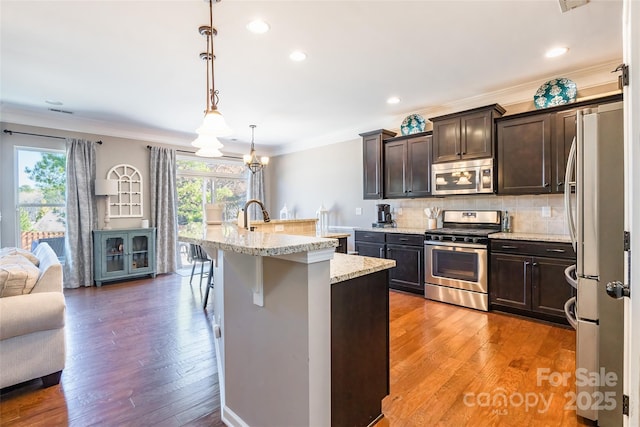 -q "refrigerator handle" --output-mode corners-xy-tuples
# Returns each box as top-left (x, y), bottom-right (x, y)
(564, 136), (577, 251)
